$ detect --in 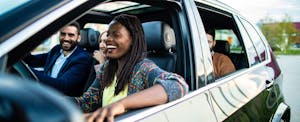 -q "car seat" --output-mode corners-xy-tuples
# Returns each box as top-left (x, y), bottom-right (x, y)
(78, 28), (100, 53)
(214, 40), (230, 55)
(78, 28), (100, 92)
(142, 21), (176, 72)
(214, 40), (248, 70)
